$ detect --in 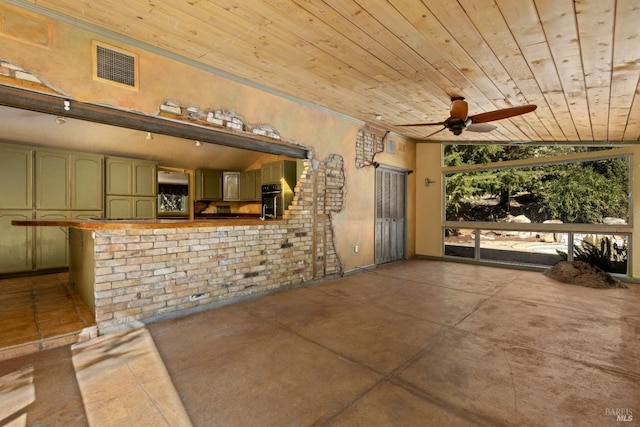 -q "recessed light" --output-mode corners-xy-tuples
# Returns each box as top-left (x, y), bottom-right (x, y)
(55, 117), (66, 124)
